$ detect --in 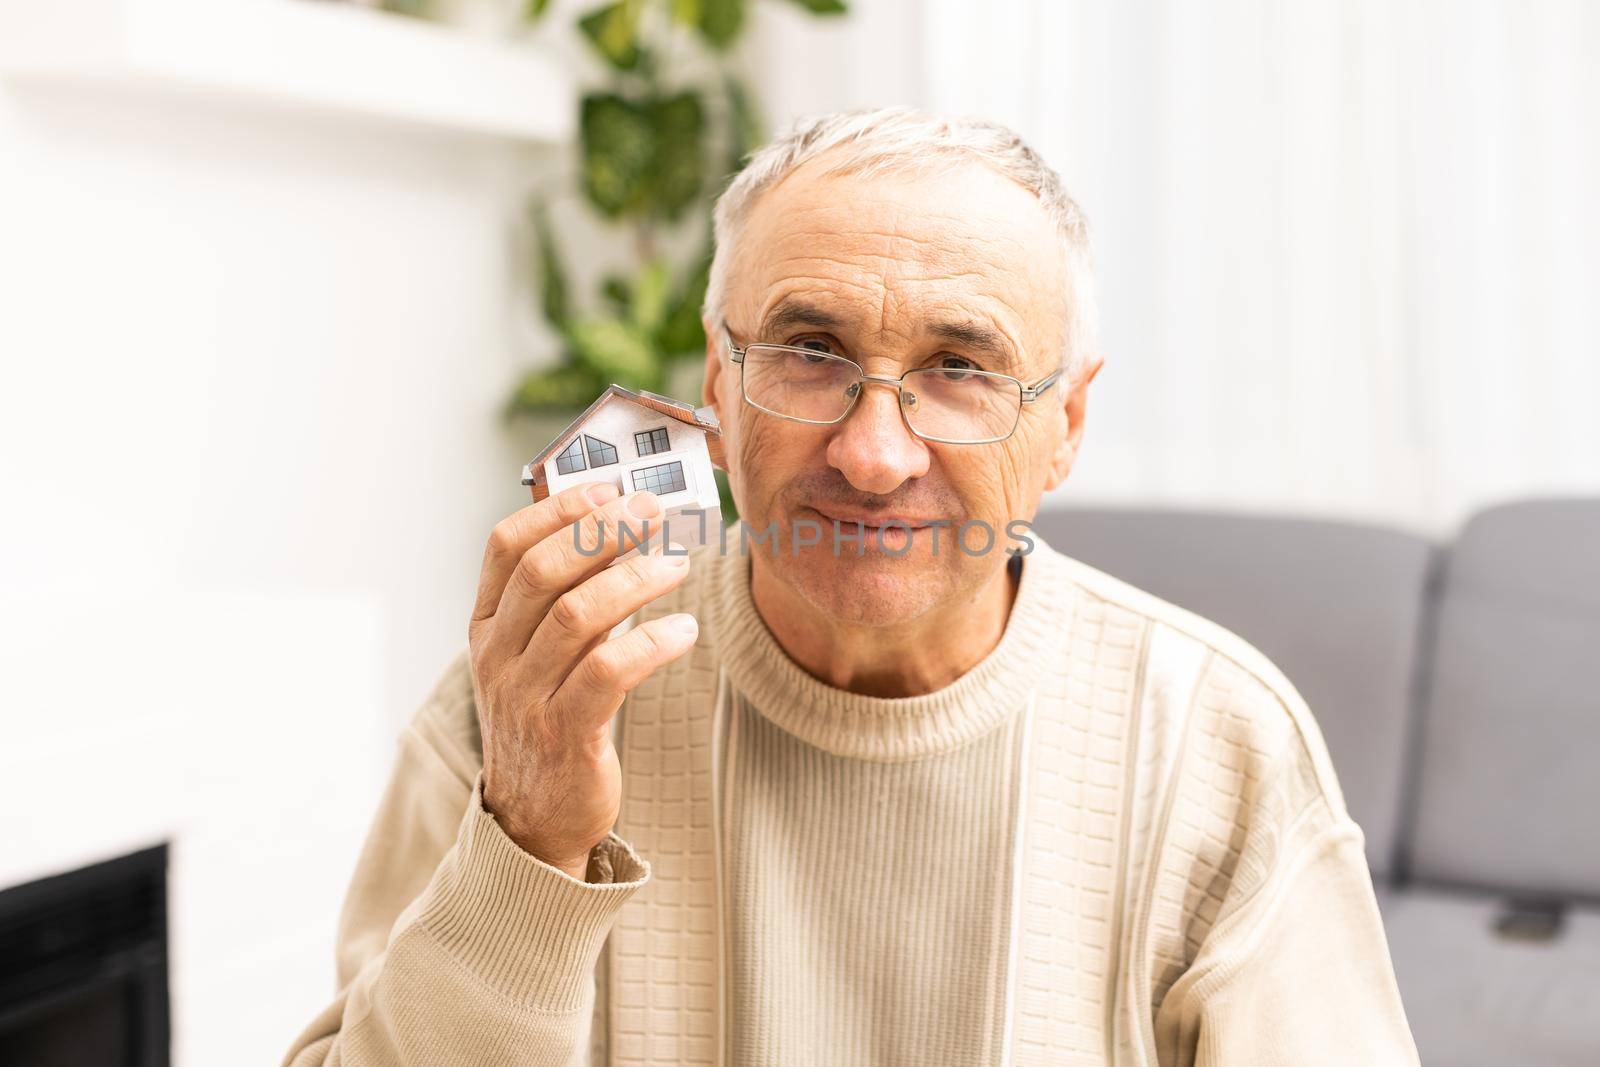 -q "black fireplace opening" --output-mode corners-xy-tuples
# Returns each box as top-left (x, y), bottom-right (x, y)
(0, 844), (170, 1067)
